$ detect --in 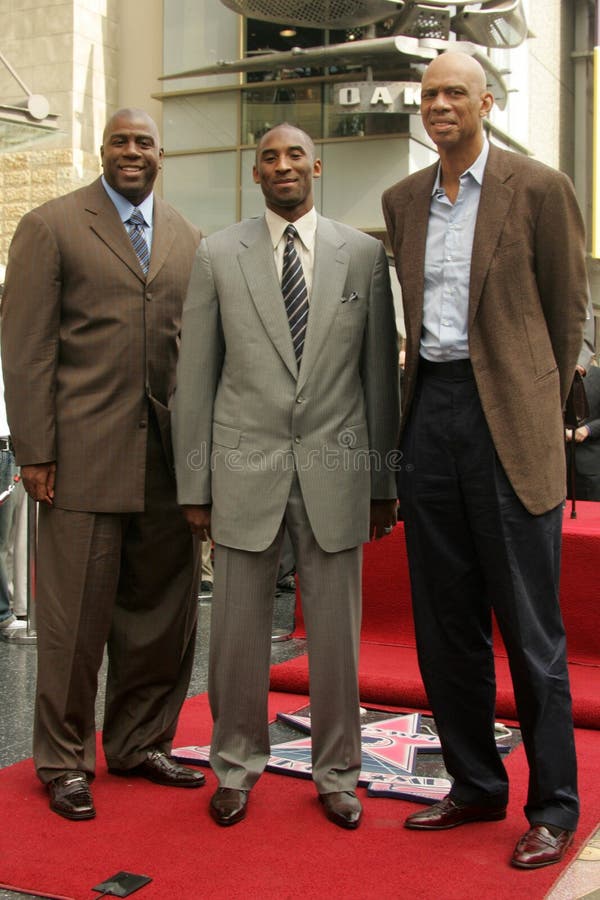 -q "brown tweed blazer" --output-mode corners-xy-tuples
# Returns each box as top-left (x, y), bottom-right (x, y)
(382, 145), (588, 515)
